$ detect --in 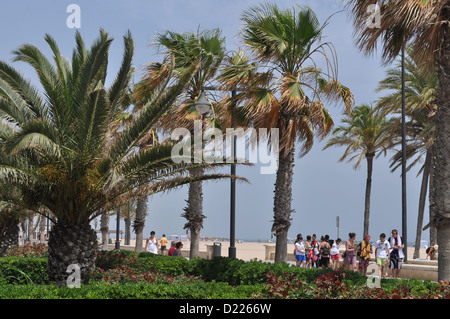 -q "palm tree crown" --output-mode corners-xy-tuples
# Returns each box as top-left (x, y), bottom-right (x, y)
(324, 104), (393, 236)
(221, 3), (354, 263)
